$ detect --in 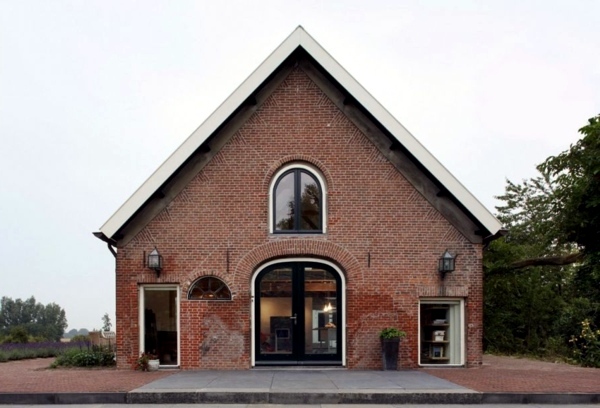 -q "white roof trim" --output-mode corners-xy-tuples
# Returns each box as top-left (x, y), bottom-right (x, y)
(99, 26), (502, 239)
